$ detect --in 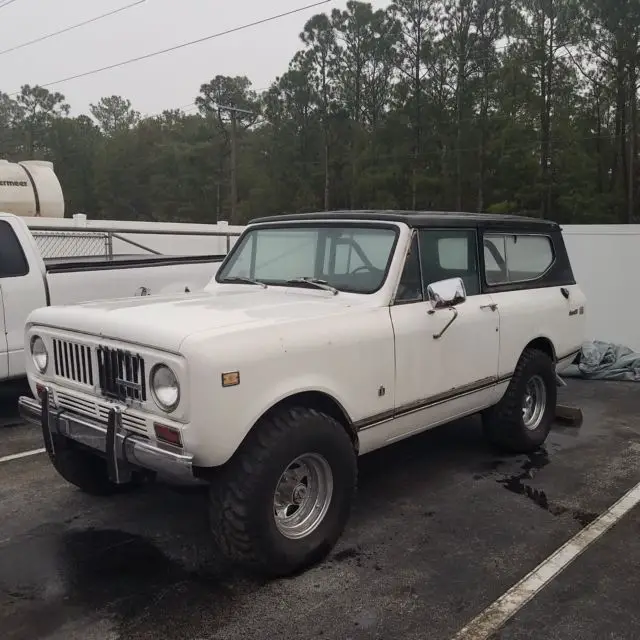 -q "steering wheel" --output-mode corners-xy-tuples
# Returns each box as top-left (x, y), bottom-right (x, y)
(349, 265), (381, 276)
